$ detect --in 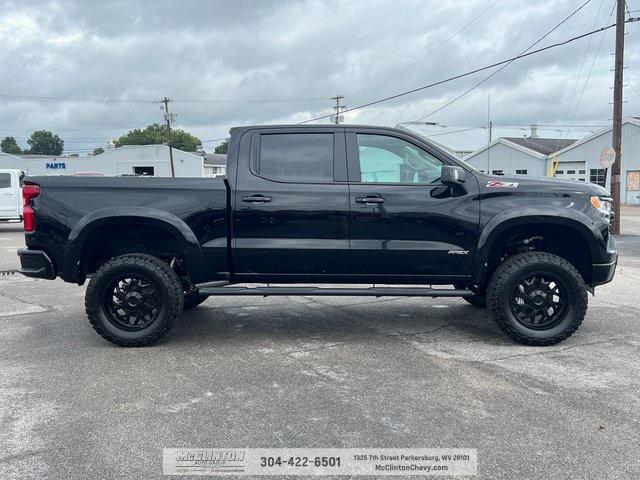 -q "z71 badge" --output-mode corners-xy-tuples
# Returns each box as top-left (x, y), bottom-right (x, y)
(486, 180), (518, 189)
